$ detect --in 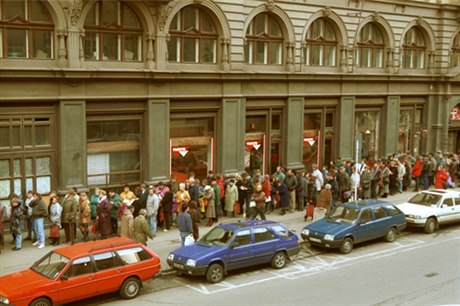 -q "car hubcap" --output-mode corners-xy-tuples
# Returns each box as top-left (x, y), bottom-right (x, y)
(126, 281), (138, 296)
(344, 242), (351, 252)
(275, 255), (285, 266)
(212, 268), (222, 281)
